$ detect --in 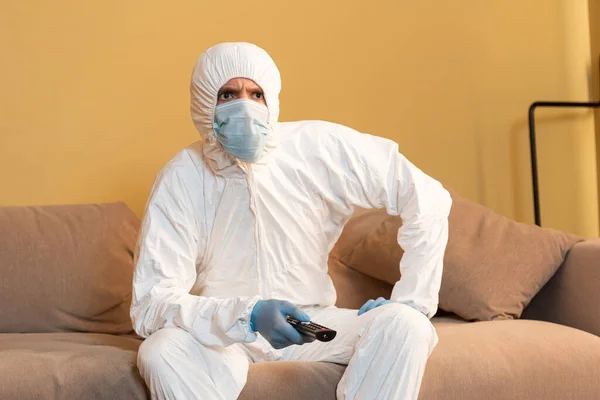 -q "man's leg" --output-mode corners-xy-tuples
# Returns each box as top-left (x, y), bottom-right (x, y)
(137, 327), (253, 400)
(280, 303), (438, 400)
